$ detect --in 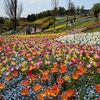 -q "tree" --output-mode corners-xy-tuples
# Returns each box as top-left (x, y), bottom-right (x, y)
(4, 0), (23, 33)
(27, 14), (37, 22)
(69, 2), (75, 15)
(80, 5), (85, 14)
(76, 6), (80, 14)
(91, 3), (100, 12)
(58, 7), (65, 16)
(51, 0), (59, 31)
